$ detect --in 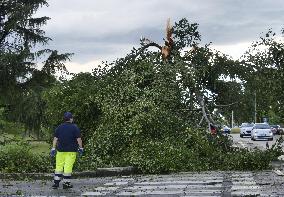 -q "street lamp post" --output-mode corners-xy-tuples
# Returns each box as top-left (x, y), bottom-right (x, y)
(254, 92), (256, 123)
(231, 110), (234, 128)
